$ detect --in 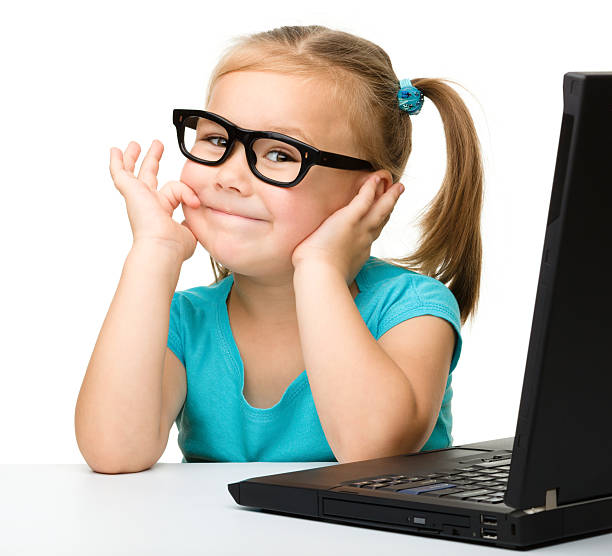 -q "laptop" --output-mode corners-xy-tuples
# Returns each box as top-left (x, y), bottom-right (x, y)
(227, 71), (612, 550)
